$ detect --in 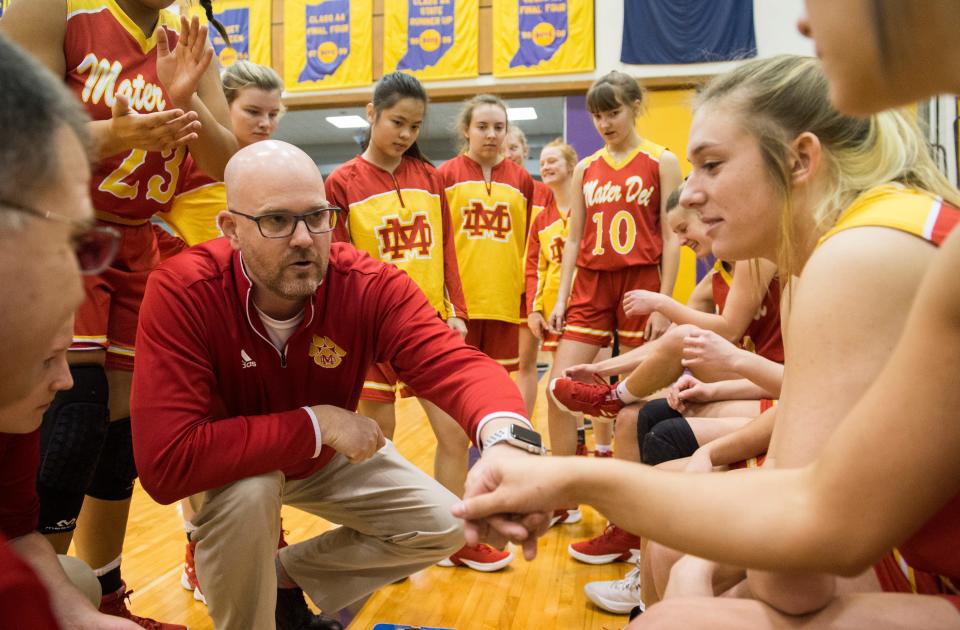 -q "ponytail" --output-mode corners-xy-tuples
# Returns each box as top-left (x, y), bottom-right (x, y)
(199, 0), (231, 46)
